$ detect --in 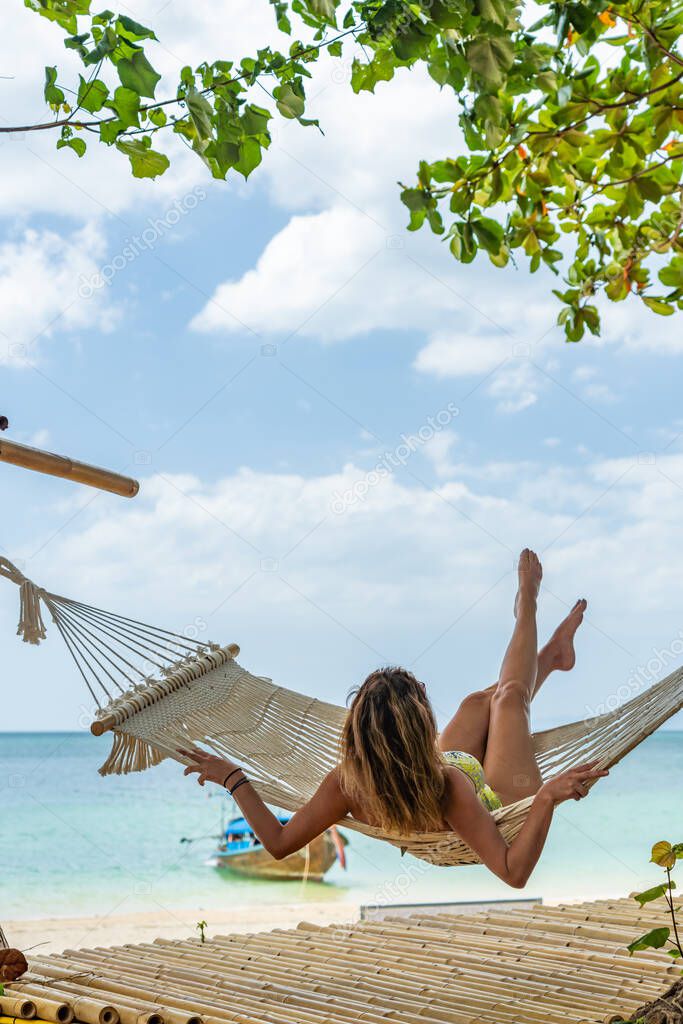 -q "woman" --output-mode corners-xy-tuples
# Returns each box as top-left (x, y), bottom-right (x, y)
(182, 549), (607, 887)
